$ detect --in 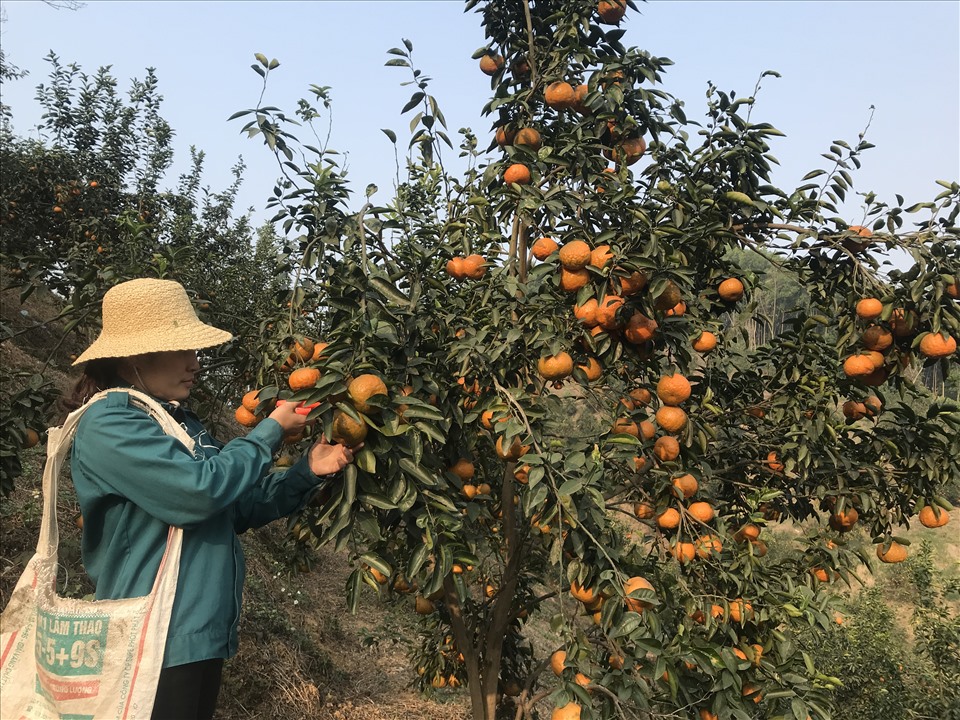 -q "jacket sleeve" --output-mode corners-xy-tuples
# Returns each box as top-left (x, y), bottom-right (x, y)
(73, 399), (286, 529)
(232, 456), (325, 533)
